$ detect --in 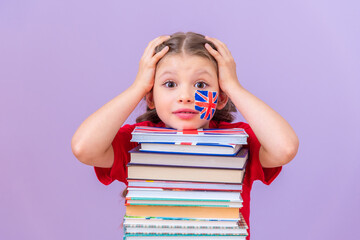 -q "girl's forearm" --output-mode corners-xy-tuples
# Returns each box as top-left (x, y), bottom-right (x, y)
(225, 83), (299, 165)
(71, 83), (147, 160)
